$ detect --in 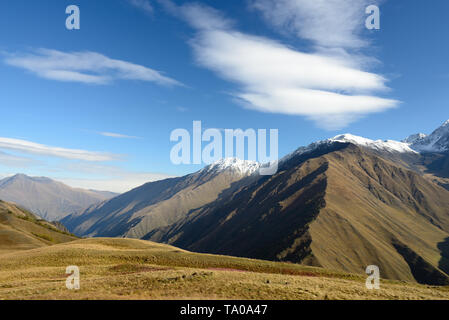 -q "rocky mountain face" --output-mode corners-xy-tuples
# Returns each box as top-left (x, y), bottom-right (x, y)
(0, 174), (117, 221)
(61, 119), (449, 284)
